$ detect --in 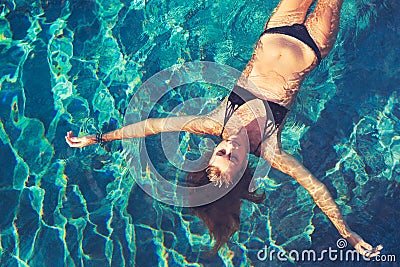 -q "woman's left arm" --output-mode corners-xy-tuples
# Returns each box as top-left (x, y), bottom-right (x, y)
(261, 147), (382, 257)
